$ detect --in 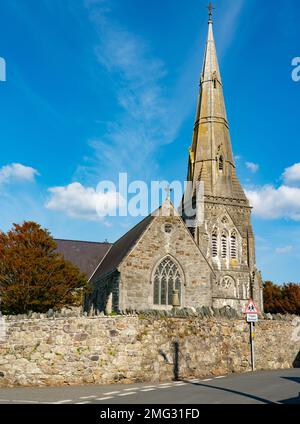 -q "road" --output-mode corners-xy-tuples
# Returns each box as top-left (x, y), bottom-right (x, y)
(0, 369), (299, 404)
